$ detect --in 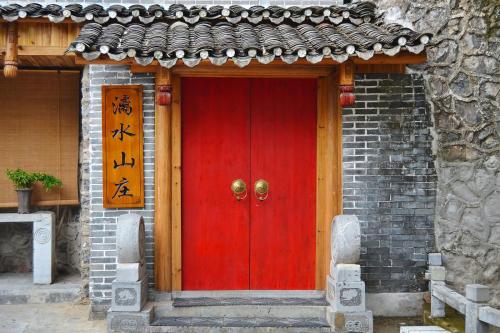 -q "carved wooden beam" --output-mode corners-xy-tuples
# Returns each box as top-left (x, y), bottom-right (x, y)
(4, 22), (19, 78)
(339, 60), (355, 107)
